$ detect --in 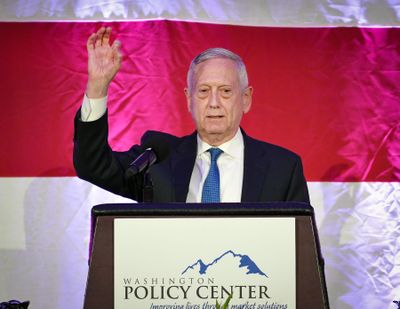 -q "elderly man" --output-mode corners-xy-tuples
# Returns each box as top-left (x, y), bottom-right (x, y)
(74, 27), (309, 203)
